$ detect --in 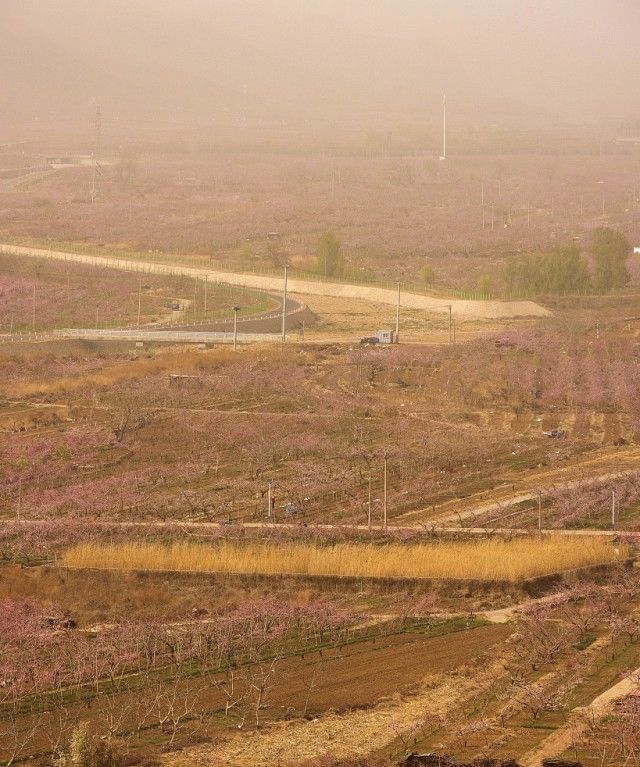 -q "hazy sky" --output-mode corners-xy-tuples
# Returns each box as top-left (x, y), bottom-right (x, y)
(2, 1), (639, 133)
